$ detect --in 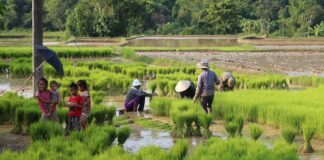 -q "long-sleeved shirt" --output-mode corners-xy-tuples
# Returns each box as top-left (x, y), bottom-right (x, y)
(125, 87), (150, 103)
(194, 70), (220, 99)
(219, 72), (236, 90)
